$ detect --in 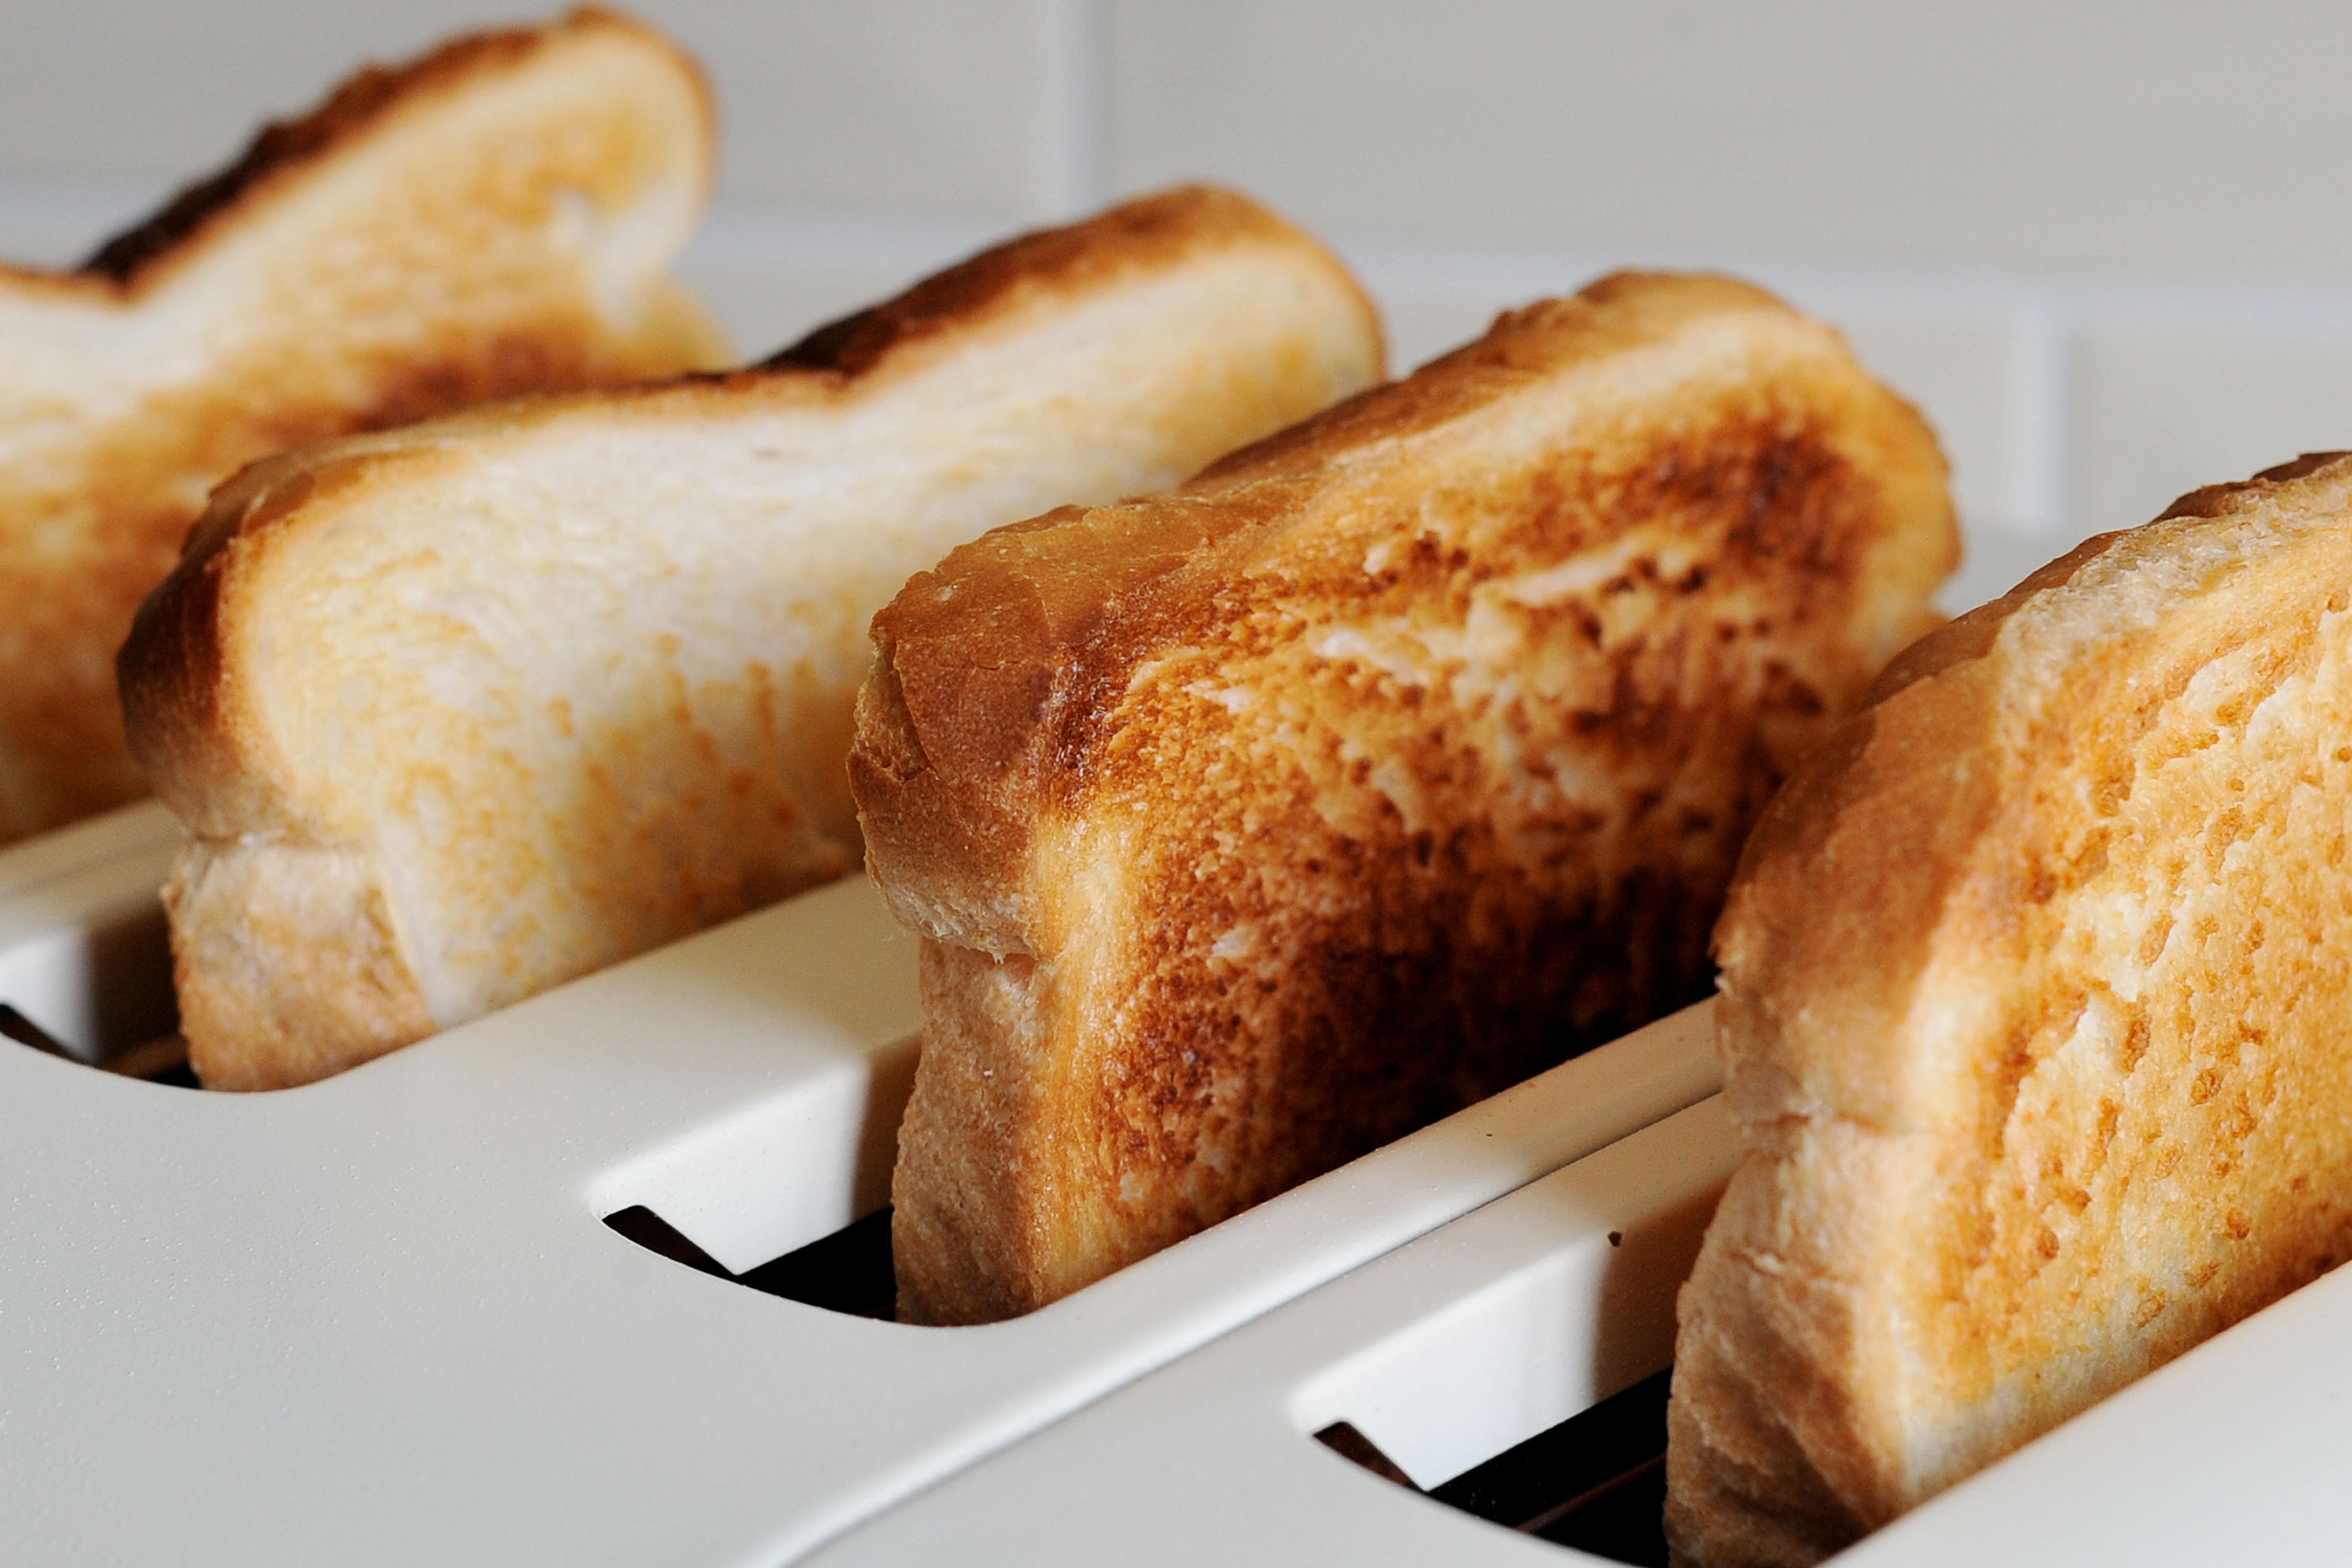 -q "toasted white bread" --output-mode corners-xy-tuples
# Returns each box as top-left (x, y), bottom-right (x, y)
(850, 273), (1960, 1325)
(1667, 453), (2352, 1566)
(120, 185), (1385, 1091)
(0, 8), (725, 844)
